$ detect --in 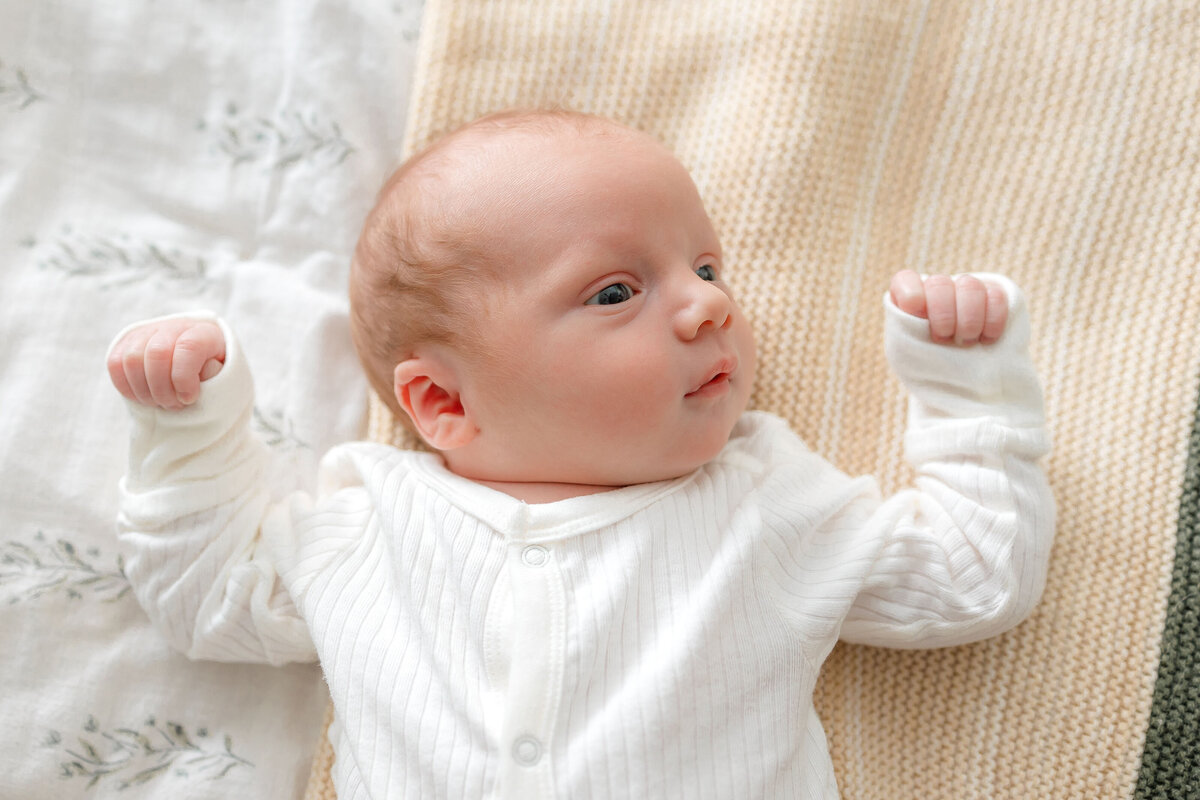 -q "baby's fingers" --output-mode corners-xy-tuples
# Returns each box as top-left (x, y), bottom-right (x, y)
(980, 282), (1009, 344)
(199, 358), (223, 382)
(107, 328), (156, 406)
(889, 270), (928, 319)
(171, 323), (226, 405)
(144, 327), (187, 408)
(923, 274), (958, 344)
(107, 319), (225, 409)
(952, 276), (988, 345)
(106, 335), (136, 402)
(891, 272), (1010, 346)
